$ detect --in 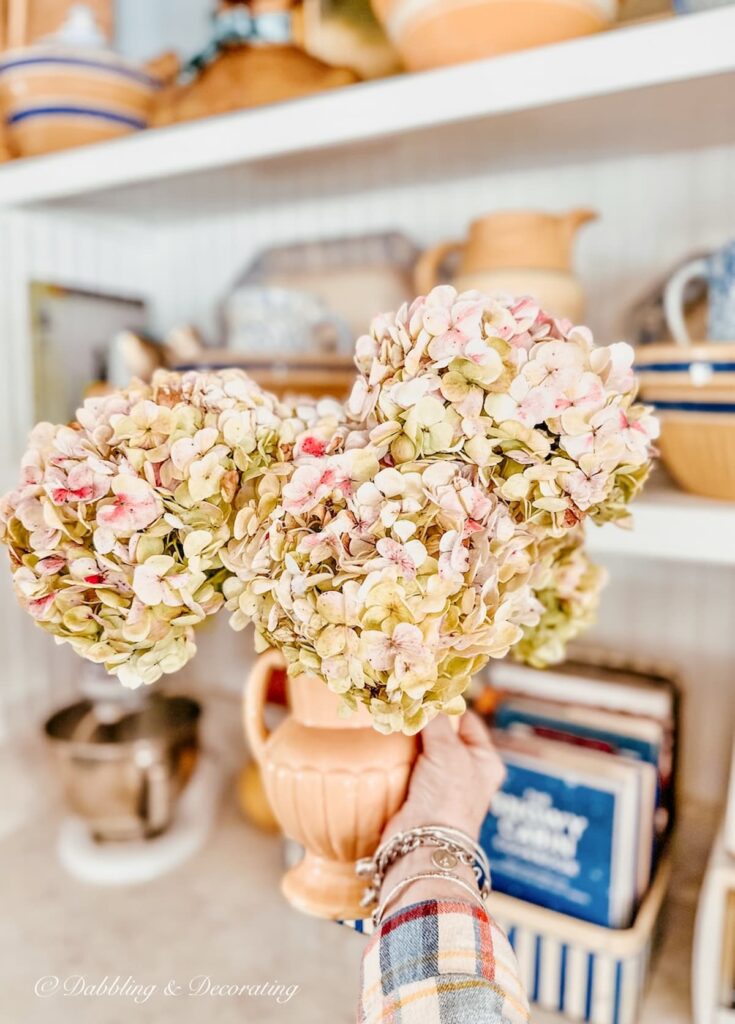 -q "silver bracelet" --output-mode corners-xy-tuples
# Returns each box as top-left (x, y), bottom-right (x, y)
(356, 825), (491, 911)
(374, 871), (489, 926)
